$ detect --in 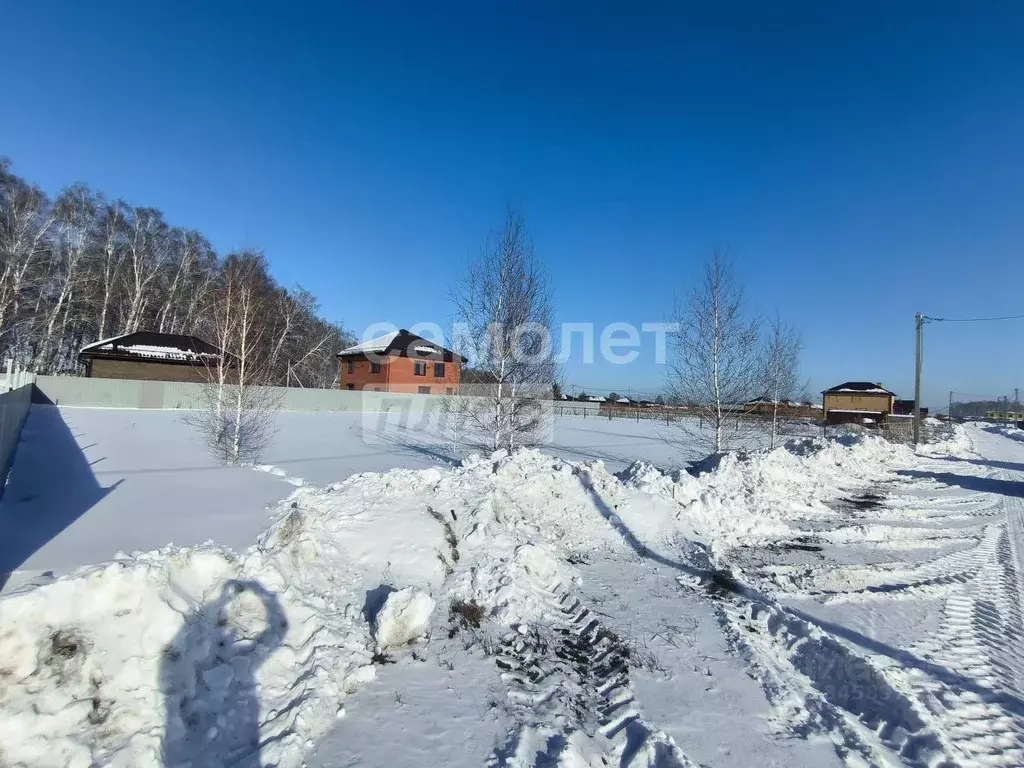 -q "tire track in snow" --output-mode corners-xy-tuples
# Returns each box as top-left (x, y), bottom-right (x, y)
(908, 496), (1024, 765)
(793, 431), (1024, 766)
(773, 526), (994, 601)
(488, 575), (696, 768)
(710, 432), (1024, 766)
(711, 587), (955, 766)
